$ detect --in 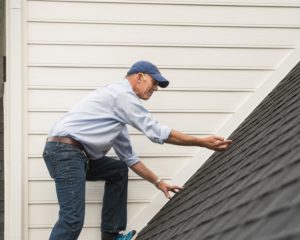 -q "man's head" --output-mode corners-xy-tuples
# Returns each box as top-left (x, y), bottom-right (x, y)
(126, 61), (169, 100)
(127, 61), (169, 88)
